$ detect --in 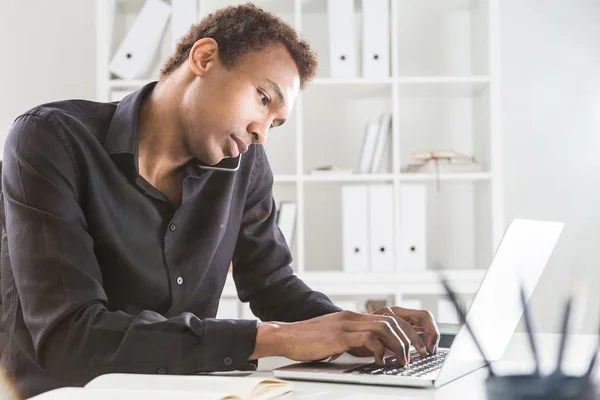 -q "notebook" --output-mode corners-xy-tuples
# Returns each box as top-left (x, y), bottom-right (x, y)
(84, 373), (294, 400)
